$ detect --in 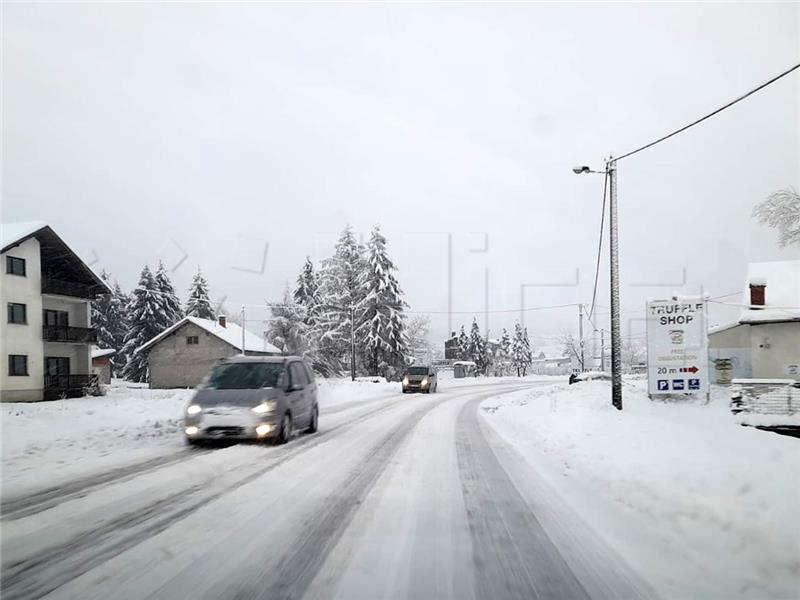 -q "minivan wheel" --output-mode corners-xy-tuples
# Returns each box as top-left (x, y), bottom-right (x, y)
(307, 405), (319, 433)
(277, 413), (293, 444)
